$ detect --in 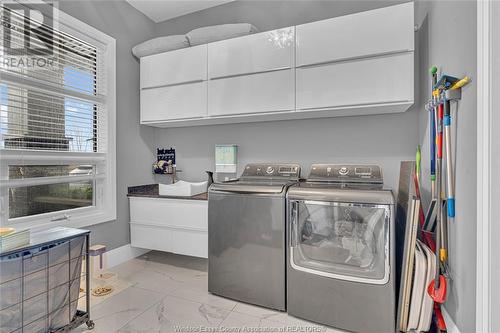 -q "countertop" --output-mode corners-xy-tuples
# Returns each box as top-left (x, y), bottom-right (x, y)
(127, 184), (208, 201)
